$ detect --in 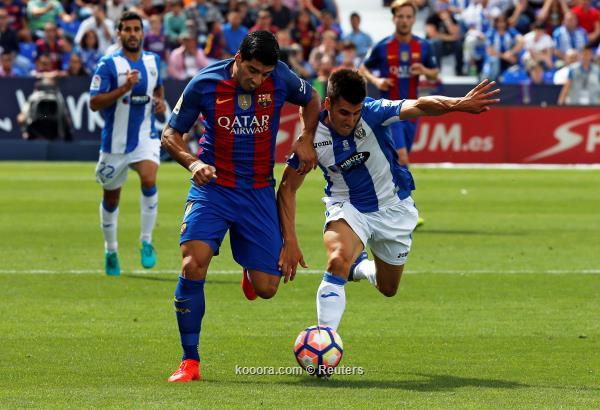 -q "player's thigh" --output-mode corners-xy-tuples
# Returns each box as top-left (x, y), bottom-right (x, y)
(229, 187), (282, 277)
(180, 240), (215, 281)
(95, 152), (129, 190)
(372, 253), (404, 297)
(323, 201), (370, 277)
(131, 159), (159, 188)
(180, 187), (234, 259)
